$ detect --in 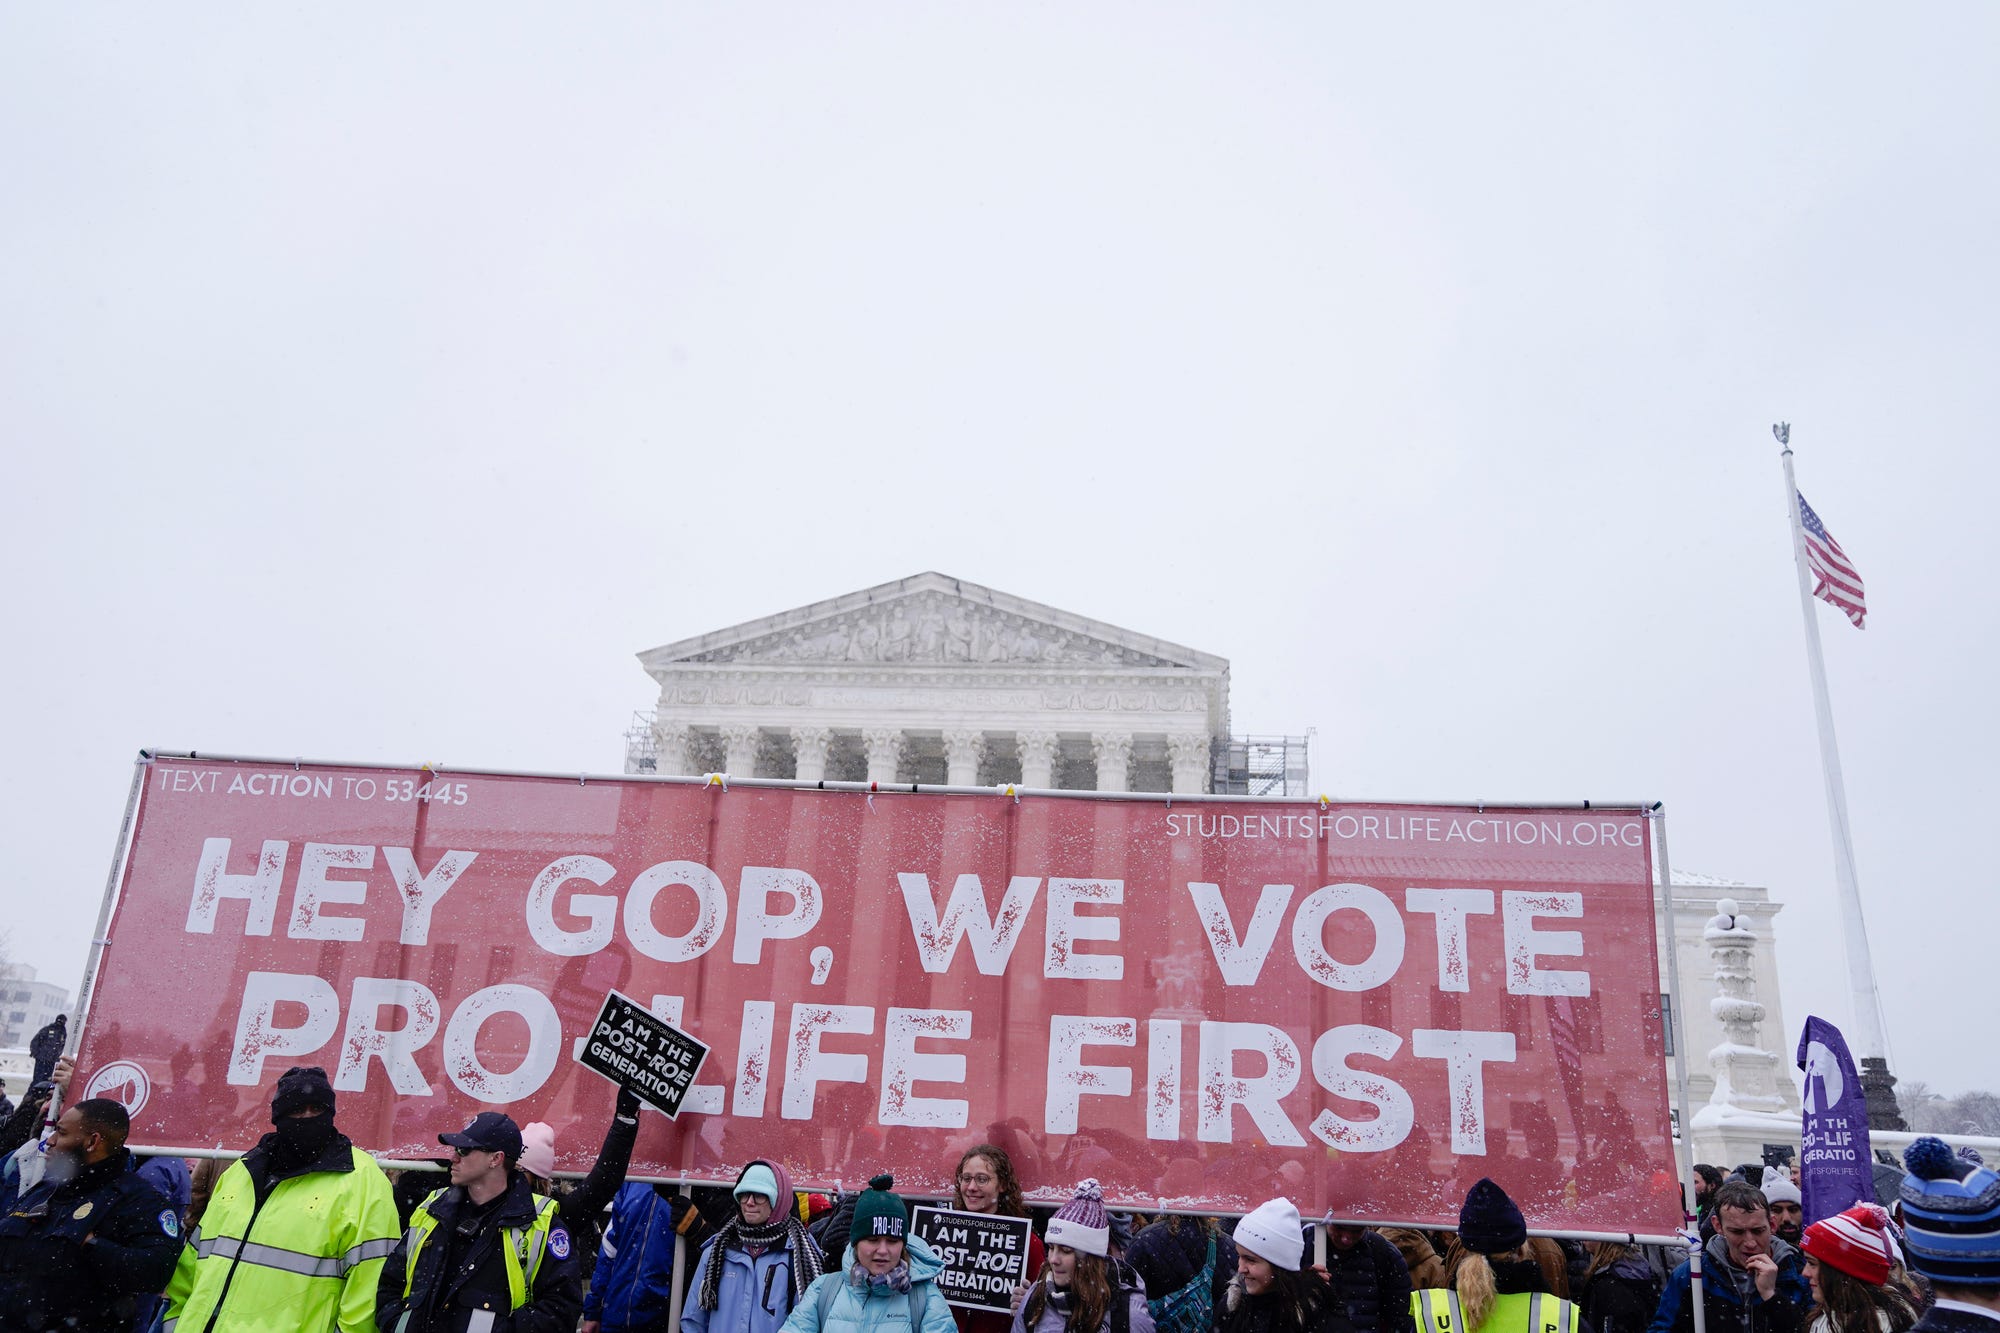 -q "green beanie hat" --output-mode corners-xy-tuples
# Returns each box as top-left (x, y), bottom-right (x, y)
(850, 1174), (908, 1245)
